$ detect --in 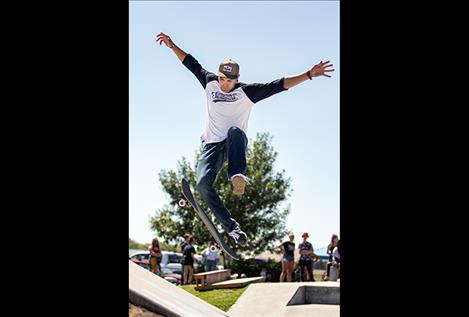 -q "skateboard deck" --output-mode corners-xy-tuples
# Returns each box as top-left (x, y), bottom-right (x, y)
(180, 178), (239, 260)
